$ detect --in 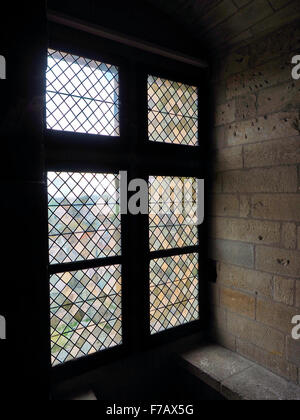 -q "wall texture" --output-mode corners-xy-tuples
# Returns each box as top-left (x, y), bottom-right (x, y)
(147, 0), (300, 54)
(210, 20), (300, 384)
